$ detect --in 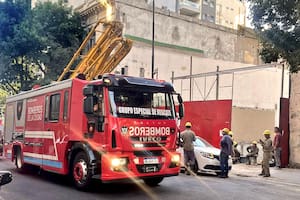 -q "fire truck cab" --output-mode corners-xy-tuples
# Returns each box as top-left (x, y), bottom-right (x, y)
(4, 74), (184, 189)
